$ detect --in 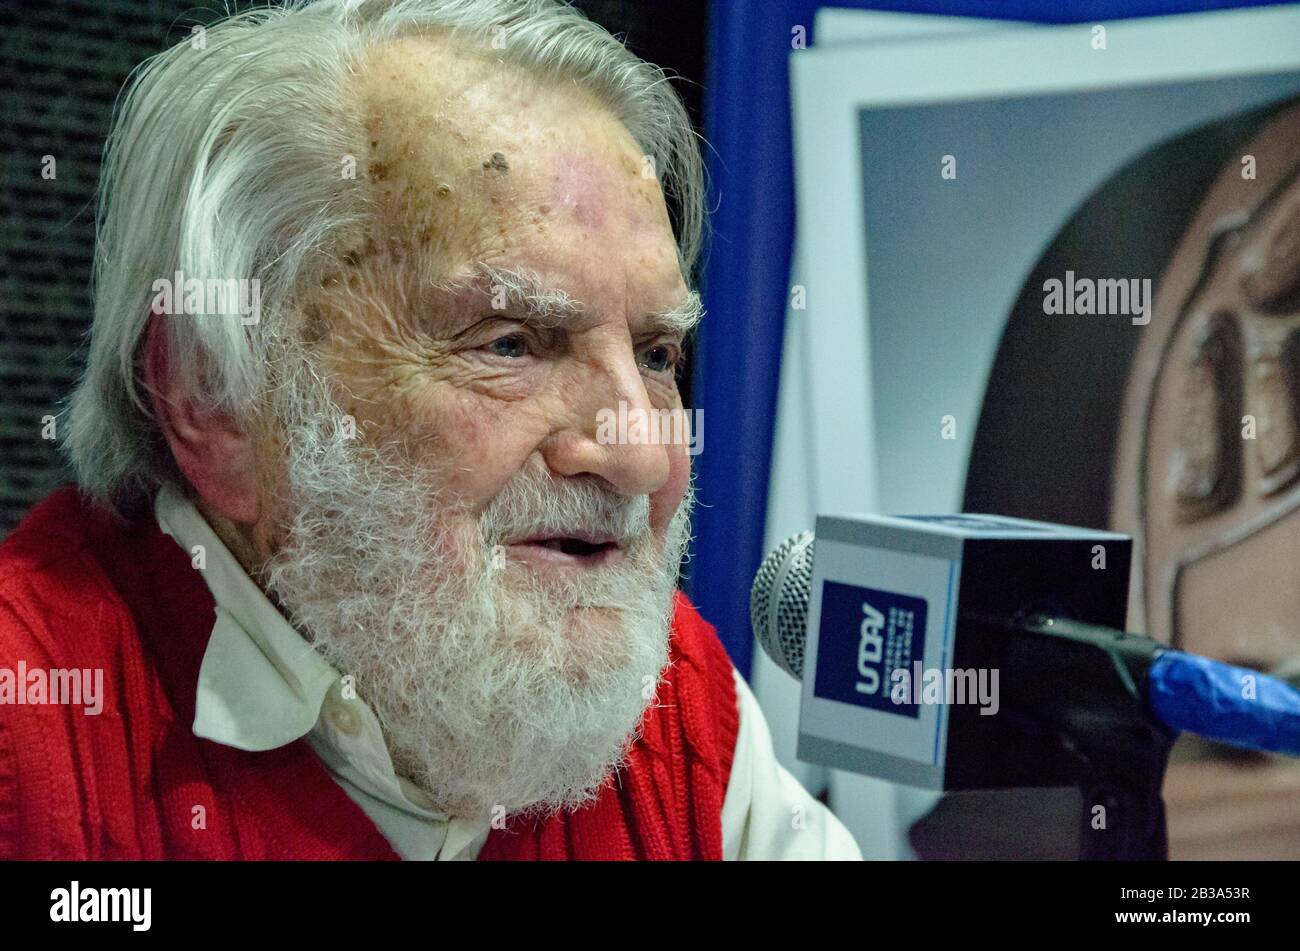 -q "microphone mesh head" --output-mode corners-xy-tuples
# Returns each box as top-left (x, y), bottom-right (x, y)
(750, 531), (815, 680)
